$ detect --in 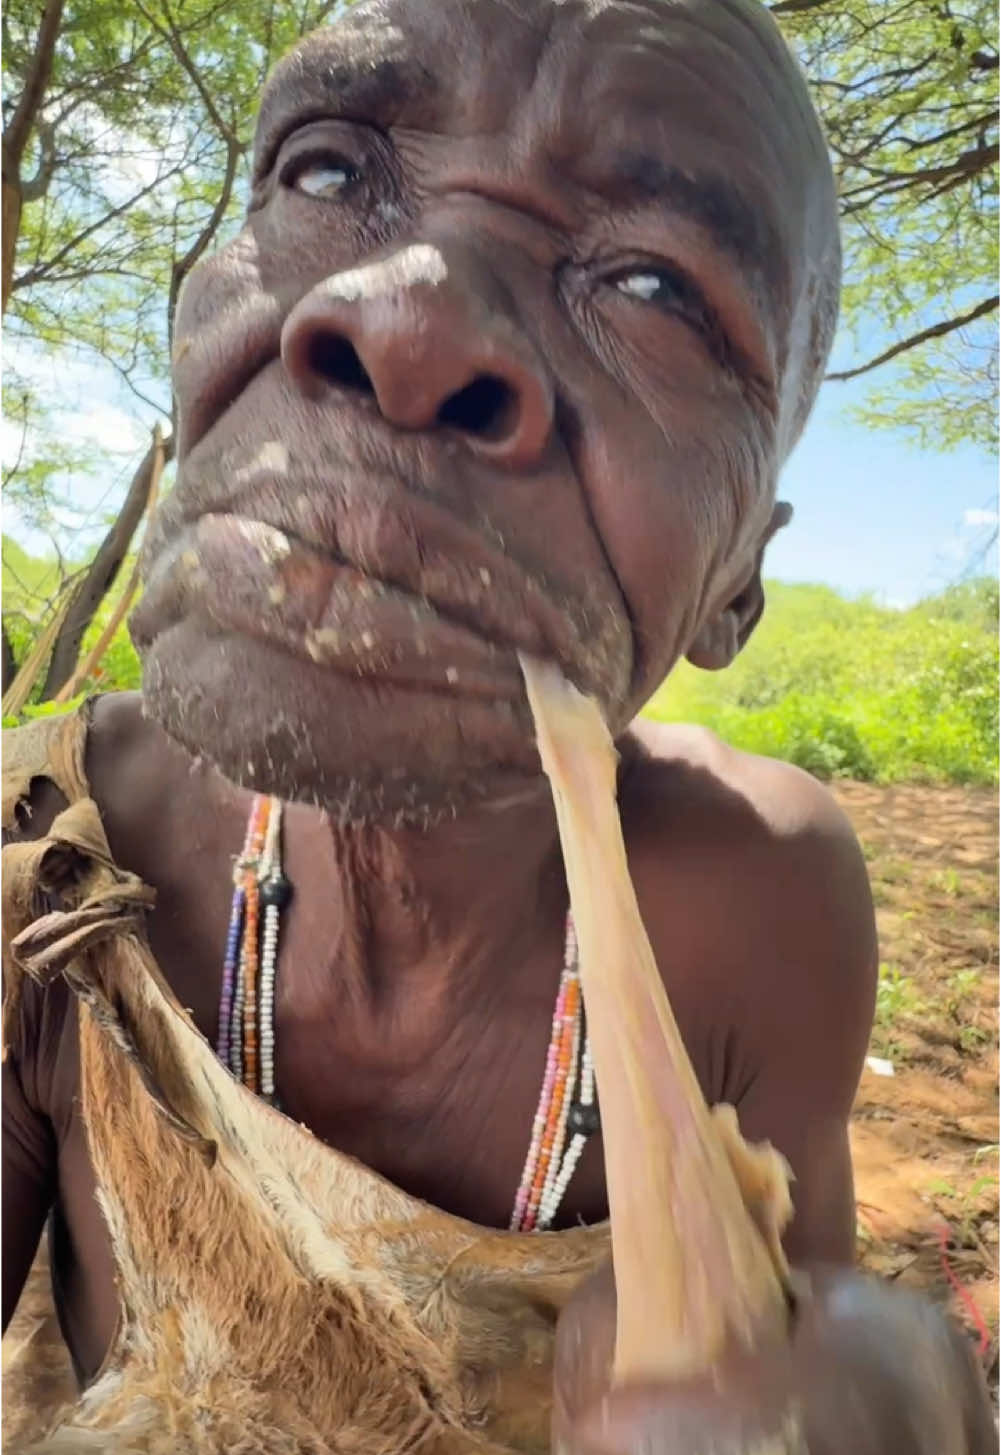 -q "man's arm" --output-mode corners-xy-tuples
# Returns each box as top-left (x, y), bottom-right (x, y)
(2, 770), (66, 1331)
(2, 1050), (56, 1331)
(728, 773), (877, 1266)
